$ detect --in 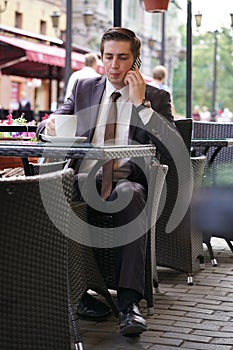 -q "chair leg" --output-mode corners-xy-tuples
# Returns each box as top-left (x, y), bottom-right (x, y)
(198, 254), (205, 270)
(68, 301), (84, 350)
(186, 255), (205, 286)
(204, 240), (218, 266)
(153, 278), (159, 289)
(144, 286), (155, 316)
(187, 274), (193, 285)
(225, 239), (233, 253)
(67, 281), (84, 350)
